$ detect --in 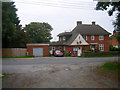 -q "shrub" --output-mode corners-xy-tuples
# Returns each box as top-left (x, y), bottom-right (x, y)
(101, 61), (120, 72)
(109, 45), (120, 51)
(64, 52), (71, 57)
(84, 49), (94, 53)
(82, 51), (120, 57)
